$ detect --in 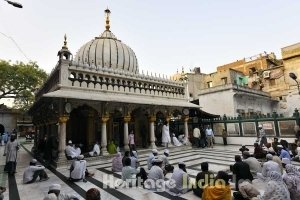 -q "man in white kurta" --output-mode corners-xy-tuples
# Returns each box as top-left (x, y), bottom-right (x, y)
(160, 149), (170, 169)
(46, 184), (79, 200)
(70, 155), (87, 182)
(193, 127), (201, 147)
(23, 159), (49, 184)
(172, 134), (182, 146)
(162, 122), (171, 148)
(147, 149), (158, 170)
(4, 135), (19, 174)
(89, 142), (100, 156)
(65, 140), (77, 160)
(145, 158), (164, 190)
